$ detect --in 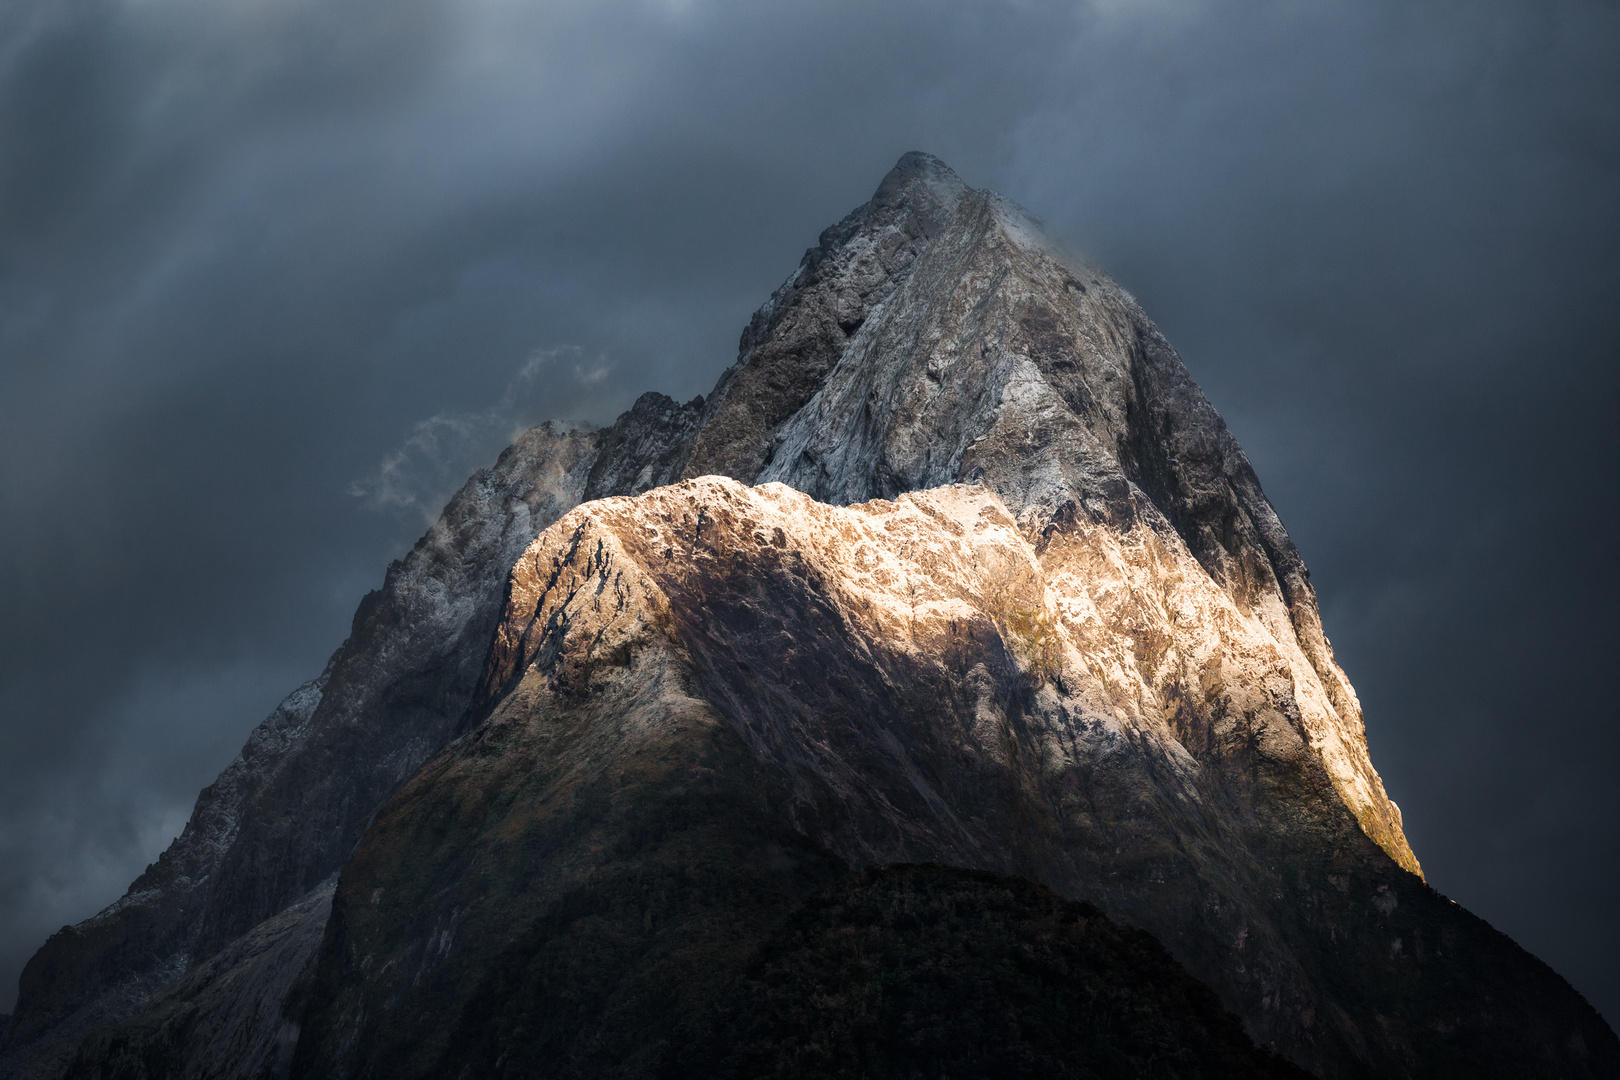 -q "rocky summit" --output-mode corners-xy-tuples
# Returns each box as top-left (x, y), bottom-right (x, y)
(3, 154), (1615, 1080)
